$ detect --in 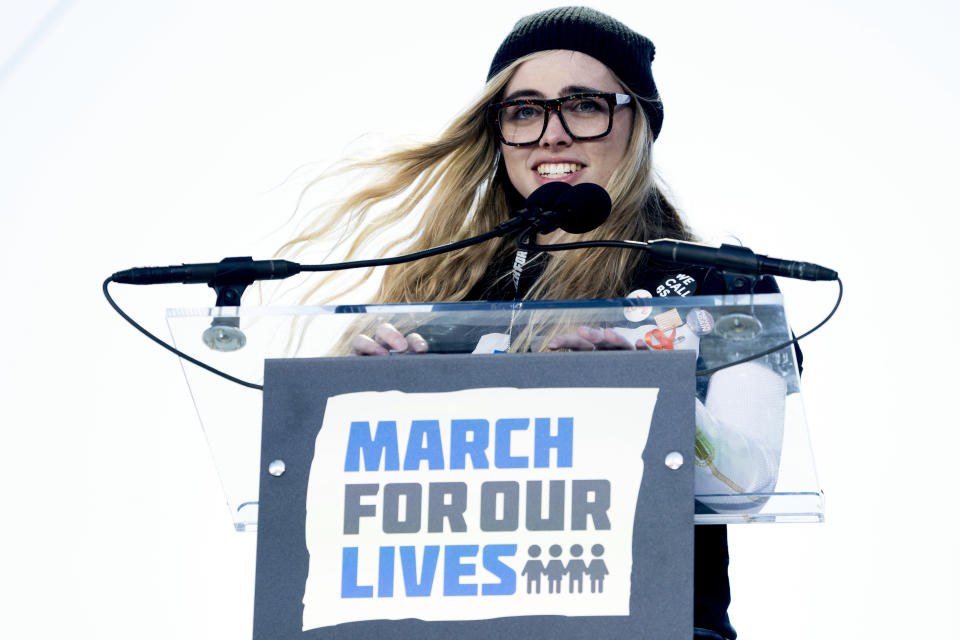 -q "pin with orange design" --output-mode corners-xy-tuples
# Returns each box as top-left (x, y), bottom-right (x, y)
(644, 327), (676, 350)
